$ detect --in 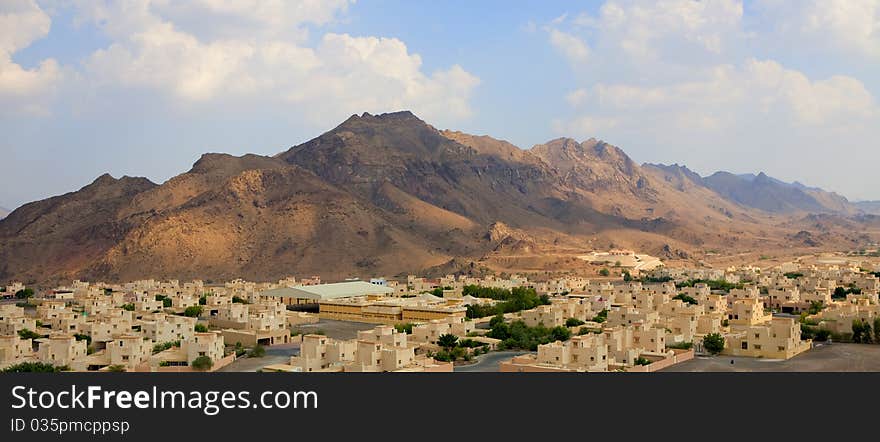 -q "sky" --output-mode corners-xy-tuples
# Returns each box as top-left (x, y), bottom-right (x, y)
(1, 0), (879, 210)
